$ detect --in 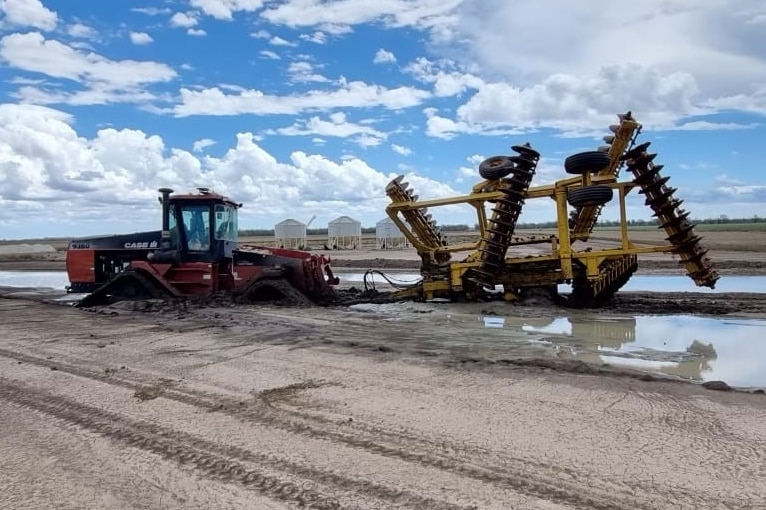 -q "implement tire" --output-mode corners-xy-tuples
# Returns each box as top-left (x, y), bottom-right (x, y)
(564, 151), (611, 175)
(479, 156), (515, 180)
(567, 185), (614, 208)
